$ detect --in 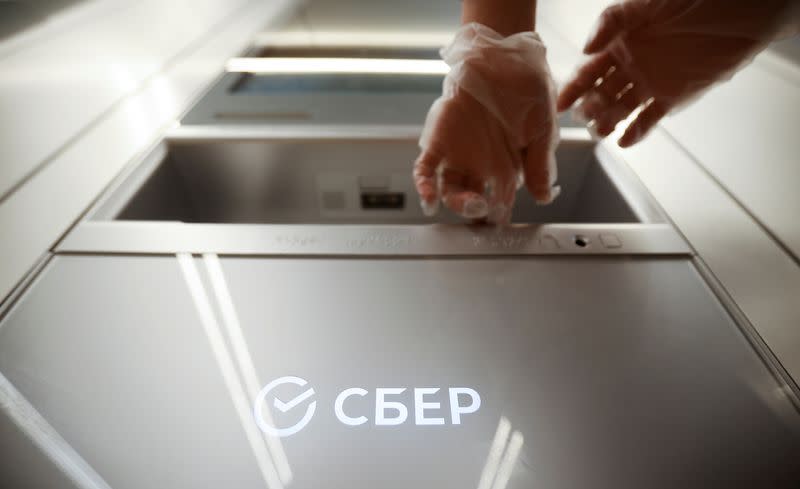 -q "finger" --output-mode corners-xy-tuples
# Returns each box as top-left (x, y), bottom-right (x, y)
(594, 67), (631, 103)
(618, 99), (668, 147)
(593, 101), (636, 137)
(583, 1), (647, 54)
(615, 81), (647, 112)
(484, 138), (522, 224)
(592, 81), (646, 136)
(575, 90), (607, 123)
(522, 127), (559, 205)
(484, 168), (518, 224)
(440, 167), (489, 219)
(413, 150), (441, 216)
(488, 174), (518, 224)
(556, 51), (615, 112)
